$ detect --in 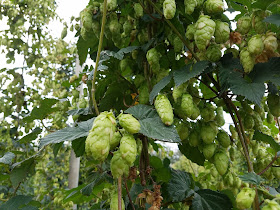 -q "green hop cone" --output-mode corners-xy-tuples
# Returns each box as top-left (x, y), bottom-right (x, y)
(267, 94), (280, 117)
(134, 3), (143, 18)
(146, 48), (161, 72)
(109, 18), (121, 34)
(172, 82), (188, 103)
(119, 58), (133, 76)
(110, 151), (129, 178)
(264, 32), (278, 52)
(262, 200), (280, 210)
(248, 35), (264, 55)
(214, 21), (230, 44)
(194, 15), (216, 51)
(252, 10), (266, 34)
(200, 104), (216, 122)
(85, 112), (116, 161)
(181, 93), (195, 118)
(188, 129), (200, 147)
(272, 167), (280, 179)
(119, 134), (137, 166)
(175, 121), (189, 141)
(225, 48), (239, 58)
(267, 112), (274, 124)
(92, 20), (100, 38)
(200, 123), (218, 144)
(217, 130), (230, 148)
(110, 131), (122, 150)
(223, 173), (234, 187)
(184, 0), (197, 15)
(213, 150), (229, 175)
(203, 143), (216, 159)
(233, 176), (242, 188)
(240, 47), (255, 73)
(173, 36), (183, 52)
(139, 83), (149, 104)
(154, 94), (174, 126)
(81, 9), (93, 32)
(236, 187), (256, 210)
(110, 192), (125, 210)
(206, 44), (222, 62)
(236, 16), (251, 35)
(215, 106), (225, 127)
(118, 113), (140, 134)
(244, 114), (255, 130)
(204, 0), (224, 14)
(190, 105), (200, 120)
(107, 0), (117, 11)
(253, 112), (263, 130)
(163, 0), (176, 19)
(123, 20), (133, 35)
(185, 24), (195, 41)
(61, 26), (67, 39)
